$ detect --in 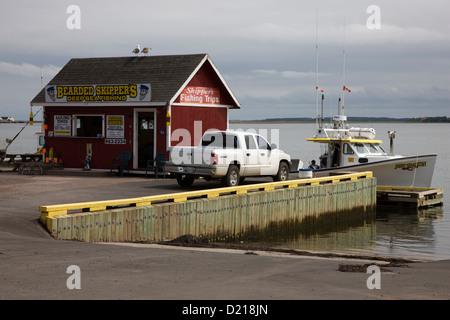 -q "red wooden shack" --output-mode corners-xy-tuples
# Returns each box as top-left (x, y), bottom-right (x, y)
(30, 54), (240, 172)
